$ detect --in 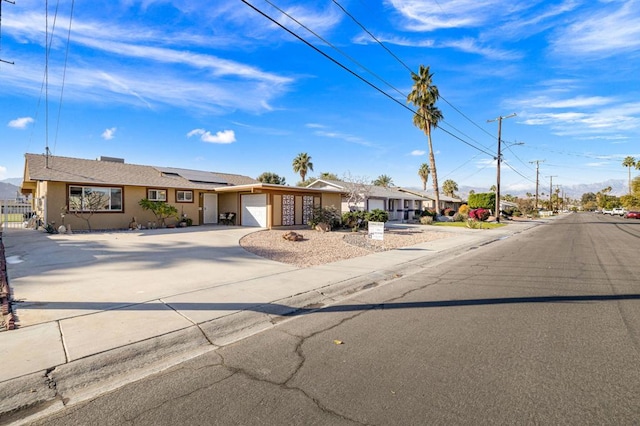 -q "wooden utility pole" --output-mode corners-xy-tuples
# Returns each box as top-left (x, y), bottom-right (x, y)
(488, 113), (516, 222)
(548, 176), (557, 212)
(529, 160), (545, 209)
